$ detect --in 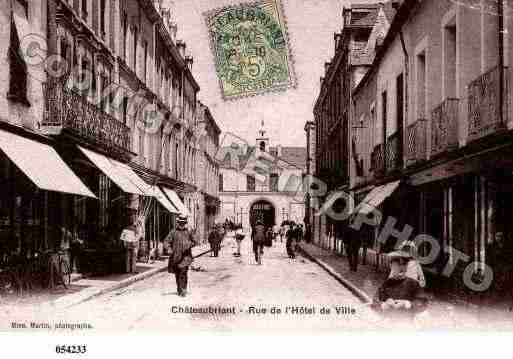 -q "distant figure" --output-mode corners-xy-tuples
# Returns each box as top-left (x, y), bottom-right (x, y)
(266, 227), (274, 247)
(252, 220), (266, 265)
(166, 215), (198, 297)
(208, 224), (223, 257)
(345, 223), (361, 272)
